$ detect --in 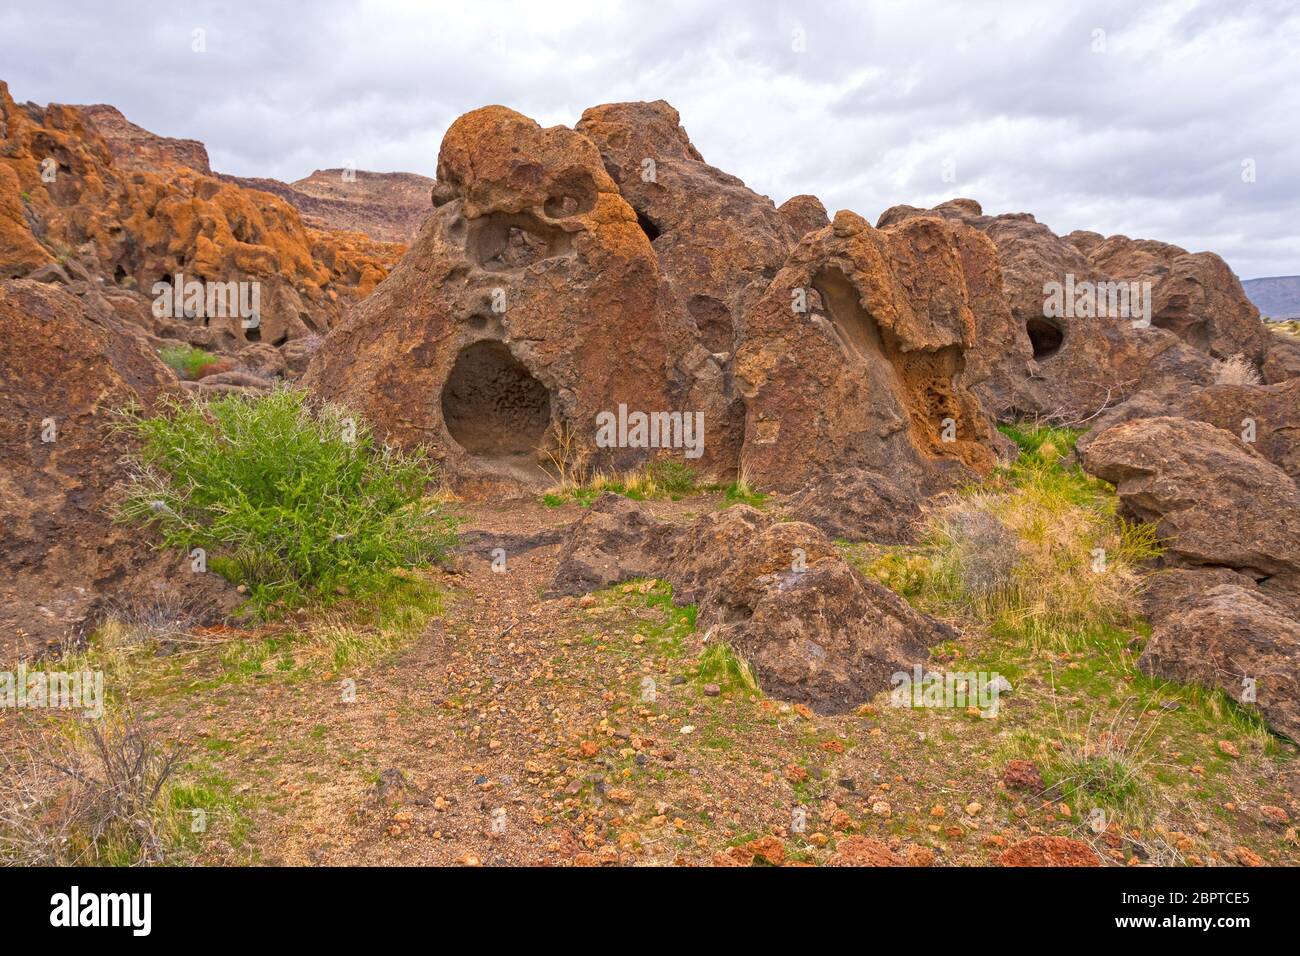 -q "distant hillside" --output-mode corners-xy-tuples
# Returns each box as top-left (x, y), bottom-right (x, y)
(223, 169), (434, 244)
(1243, 275), (1300, 320)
